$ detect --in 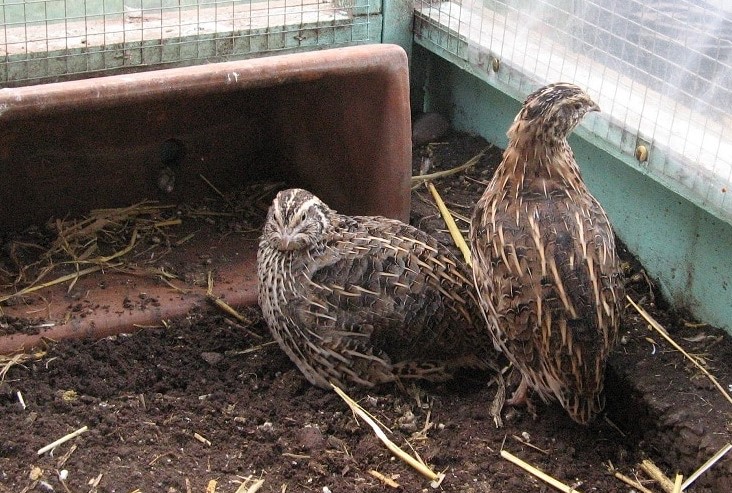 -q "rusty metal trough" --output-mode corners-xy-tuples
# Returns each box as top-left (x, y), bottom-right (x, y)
(0, 44), (412, 353)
